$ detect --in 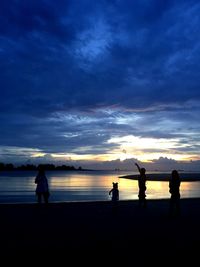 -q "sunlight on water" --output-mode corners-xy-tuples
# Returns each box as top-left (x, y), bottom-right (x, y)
(0, 170), (200, 203)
